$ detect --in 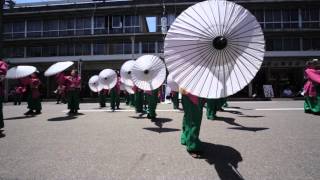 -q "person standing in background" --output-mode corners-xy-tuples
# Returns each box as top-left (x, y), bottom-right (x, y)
(23, 72), (42, 115)
(66, 69), (81, 114)
(14, 84), (25, 105)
